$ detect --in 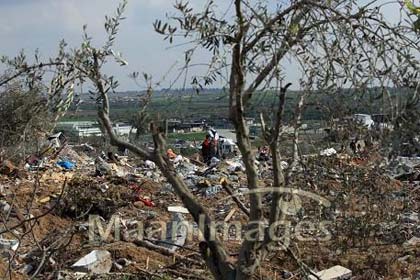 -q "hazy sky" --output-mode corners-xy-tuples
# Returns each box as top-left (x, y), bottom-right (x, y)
(0, 0), (404, 91)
